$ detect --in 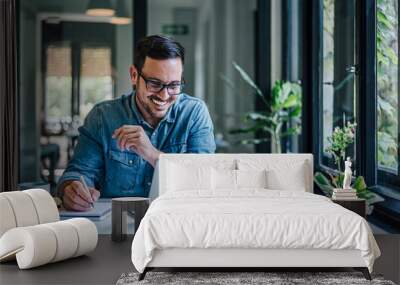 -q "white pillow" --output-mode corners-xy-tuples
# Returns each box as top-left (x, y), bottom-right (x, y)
(212, 169), (237, 190)
(237, 158), (308, 191)
(166, 162), (212, 192)
(236, 169), (267, 189)
(211, 169), (268, 190)
(266, 164), (306, 191)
